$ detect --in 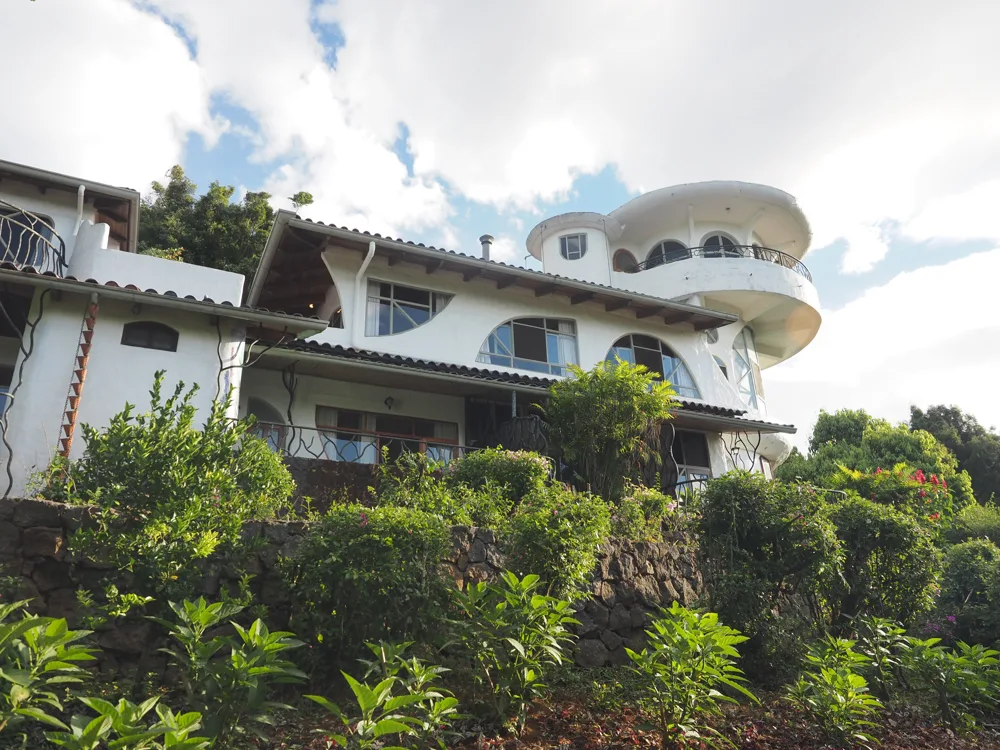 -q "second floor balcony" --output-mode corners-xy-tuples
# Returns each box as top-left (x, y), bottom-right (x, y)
(623, 243), (811, 282)
(0, 200), (67, 276)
